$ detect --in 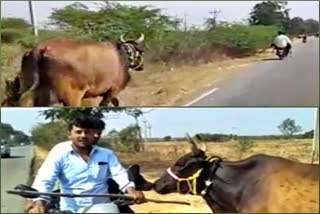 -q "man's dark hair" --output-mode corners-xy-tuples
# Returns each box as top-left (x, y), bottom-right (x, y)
(93, 118), (106, 131)
(68, 116), (105, 131)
